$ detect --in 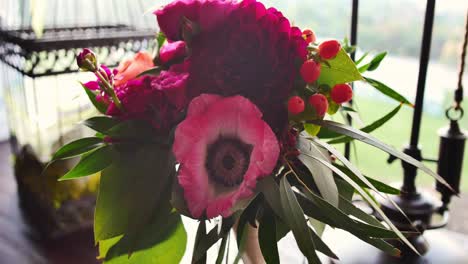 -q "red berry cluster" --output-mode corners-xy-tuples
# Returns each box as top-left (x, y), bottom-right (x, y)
(318, 40), (341, 60)
(331, 84), (353, 104)
(287, 29), (353, 125)
(299, 30), (341, 85)
(287, 94), (328, 117)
